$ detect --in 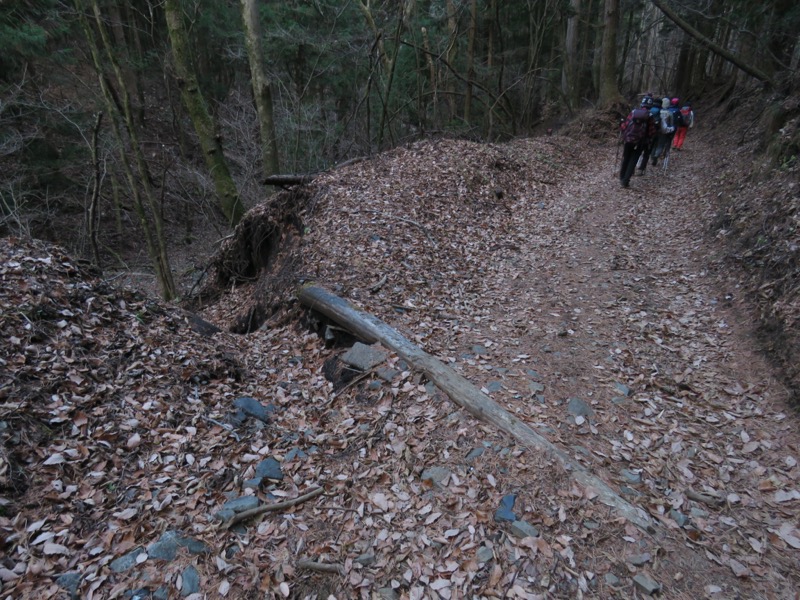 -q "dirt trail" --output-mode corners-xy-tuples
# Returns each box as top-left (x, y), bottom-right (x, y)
(431, 134), (800, 597)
